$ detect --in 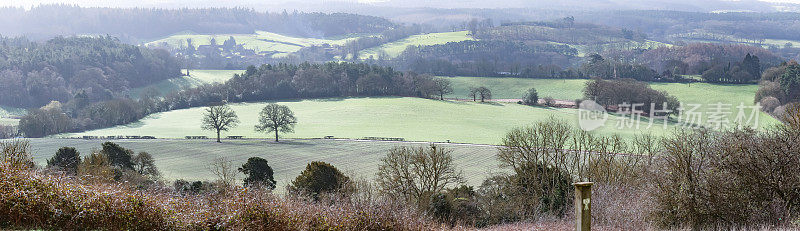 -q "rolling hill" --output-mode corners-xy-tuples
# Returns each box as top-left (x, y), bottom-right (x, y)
(358, 31), (475, 59)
